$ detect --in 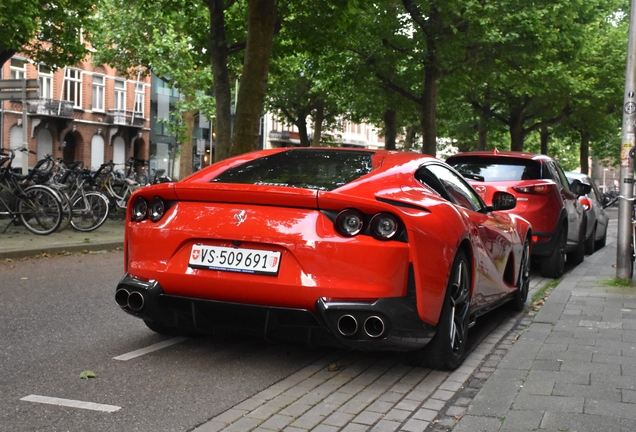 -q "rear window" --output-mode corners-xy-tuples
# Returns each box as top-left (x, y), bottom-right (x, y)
(447, 157), (542, 182)
(211, 149), (374, 191)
